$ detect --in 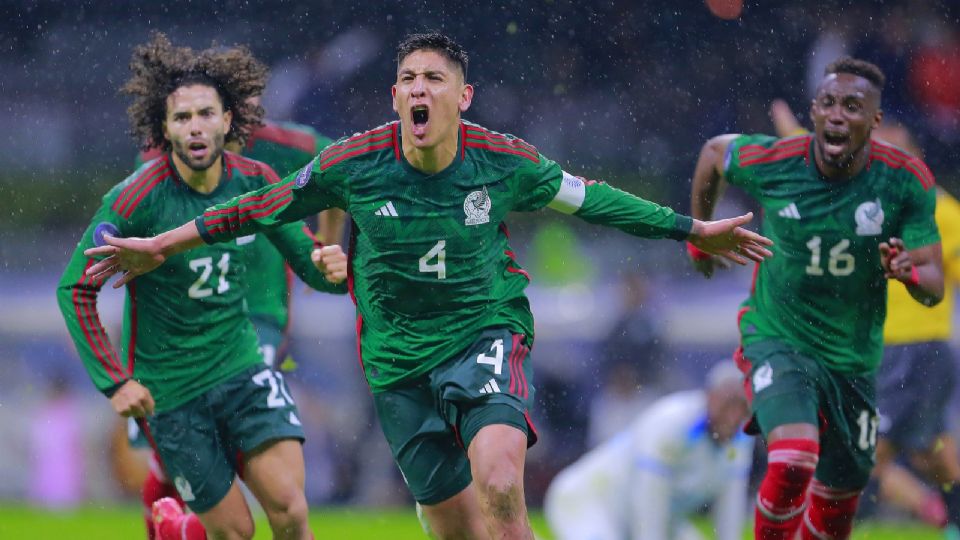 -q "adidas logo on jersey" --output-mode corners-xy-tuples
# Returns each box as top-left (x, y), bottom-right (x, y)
(778, 202), (801, 219)
(375, 201), (399, 217)
(478, 378), (501, 394)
